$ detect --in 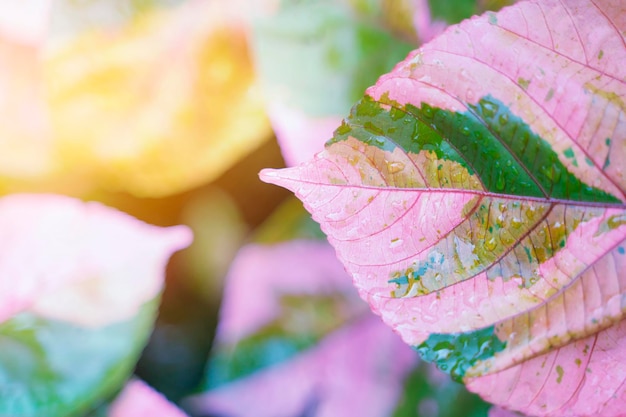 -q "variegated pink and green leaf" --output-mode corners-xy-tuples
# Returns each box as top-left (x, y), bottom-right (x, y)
(0, 194), (192, 417)
(260, 0), (626, 415)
